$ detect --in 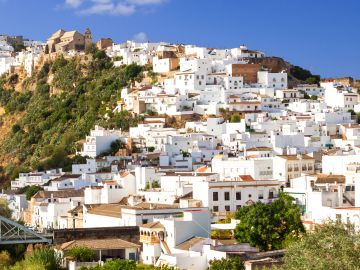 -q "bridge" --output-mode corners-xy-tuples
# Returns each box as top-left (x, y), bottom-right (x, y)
(0, 216), (52, 245)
